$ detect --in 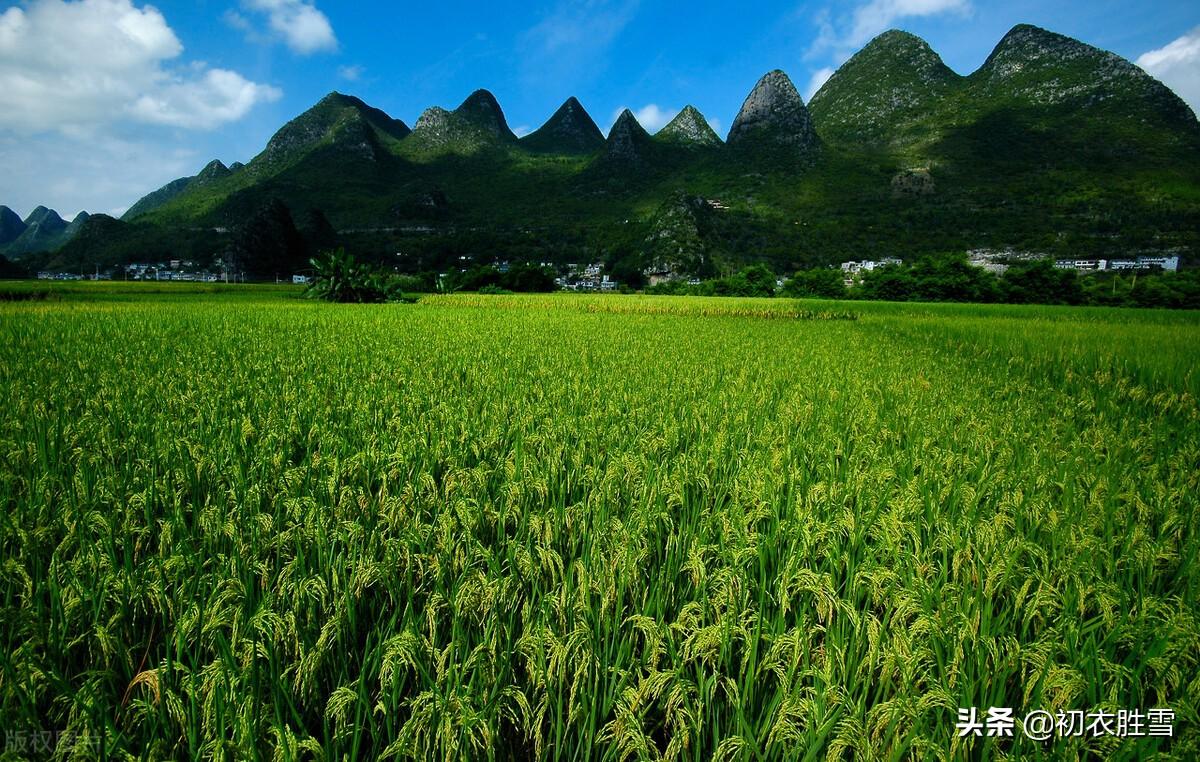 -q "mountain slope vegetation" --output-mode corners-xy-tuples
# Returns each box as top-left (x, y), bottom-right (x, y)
(10, 24), (1200, 277)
